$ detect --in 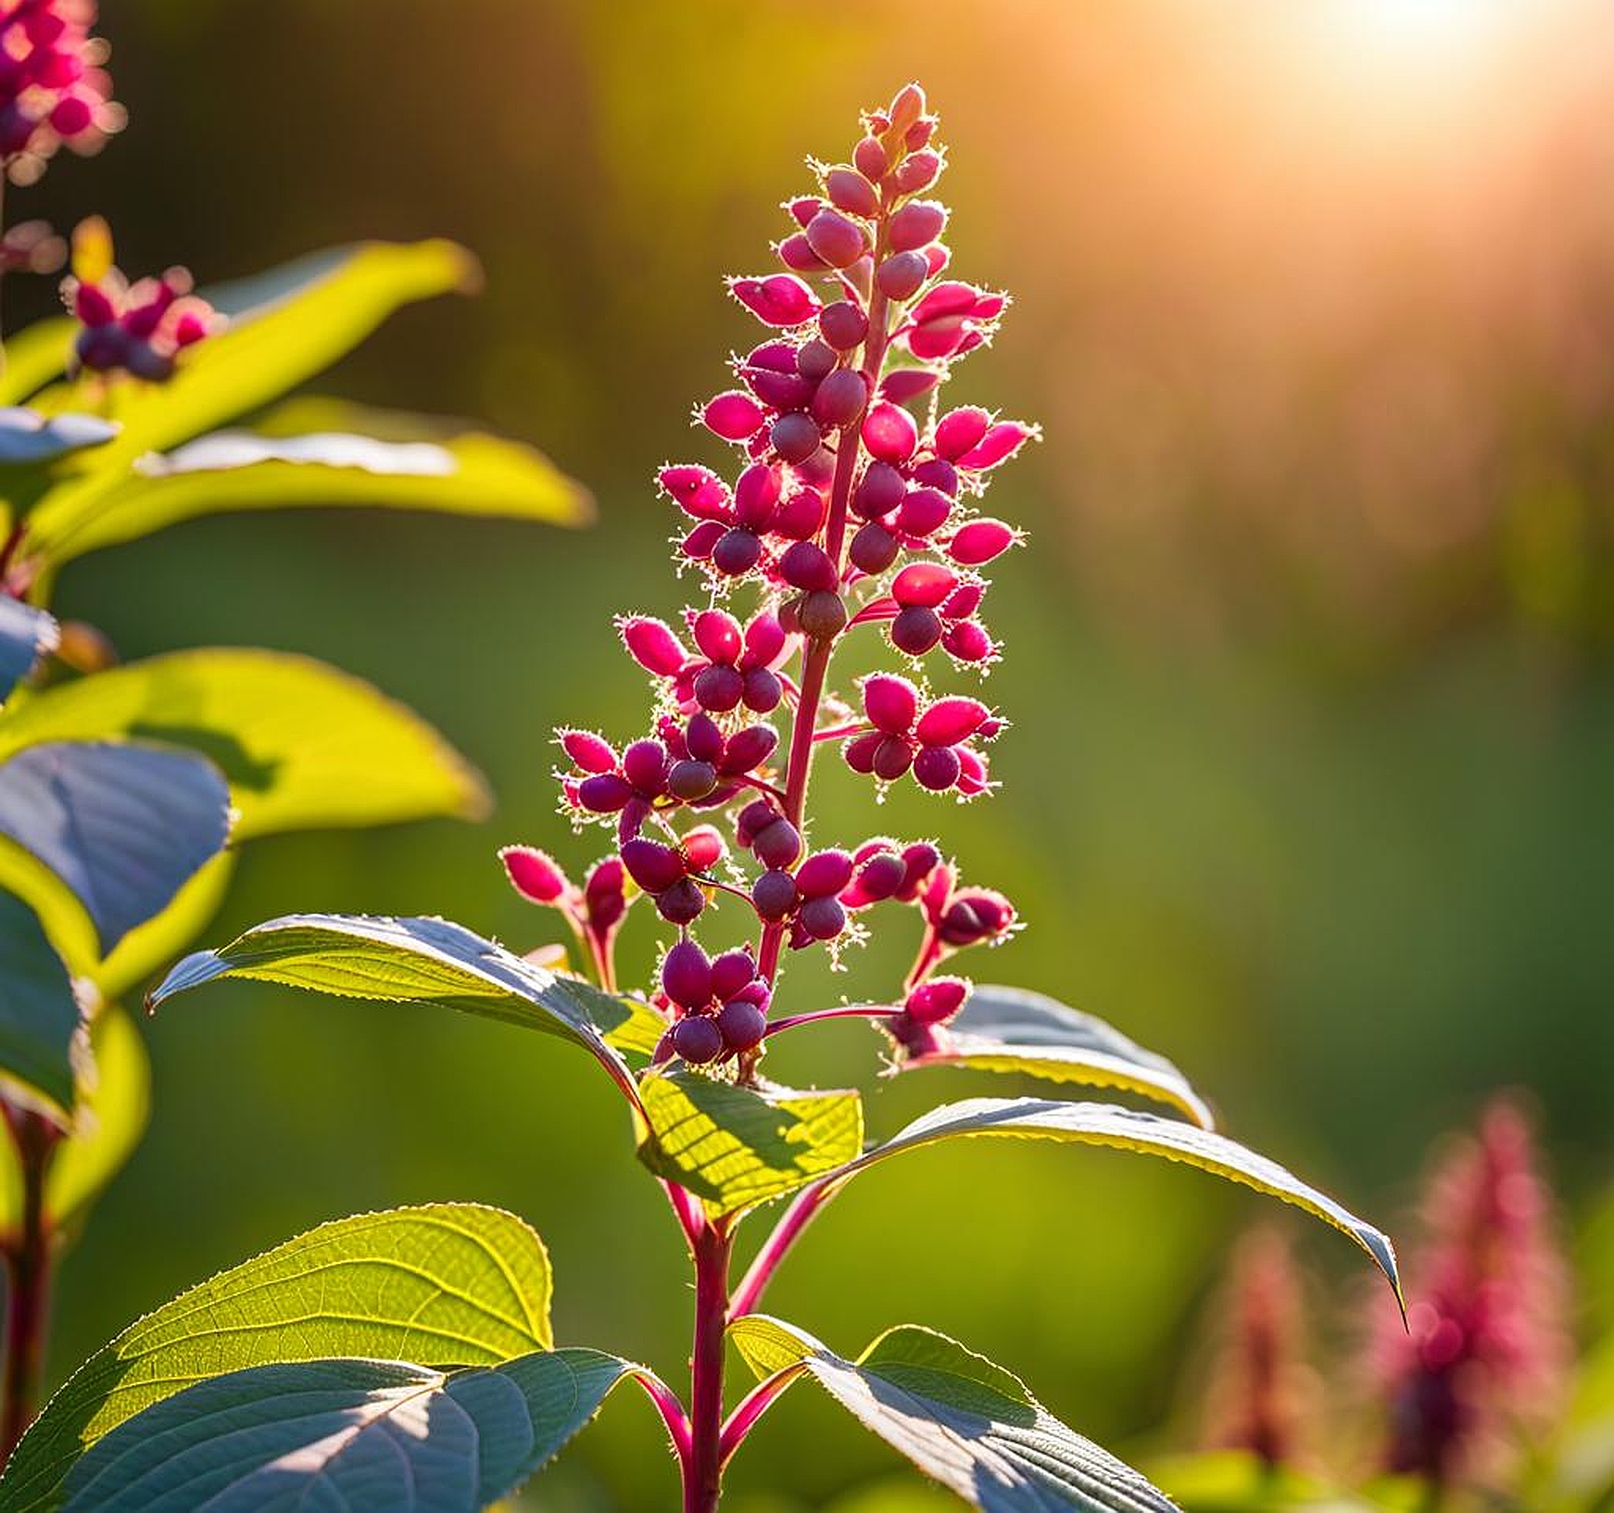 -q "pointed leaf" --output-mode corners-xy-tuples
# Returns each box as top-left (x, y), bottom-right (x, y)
(0, 597), (57, 707)
(0, 1204), (554, 1513)
(56, 1350), (637, 1513)
(636, 1067), (863, 1217)
(91, 851), (235, 1002)
(888, 985), (1214, 1129)
(0, 649), (489, 839)
(0, 890), (80, 1115)
(827, 1098), (1400, 1301)
(26, 403), (590, 567)
(146, 914), (653, 1107)
(731, 1317), (1177, 1513)
(0, 410), (117, 467)
(0, 741), (232, 955)
(0, 1006), (148, 1239)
